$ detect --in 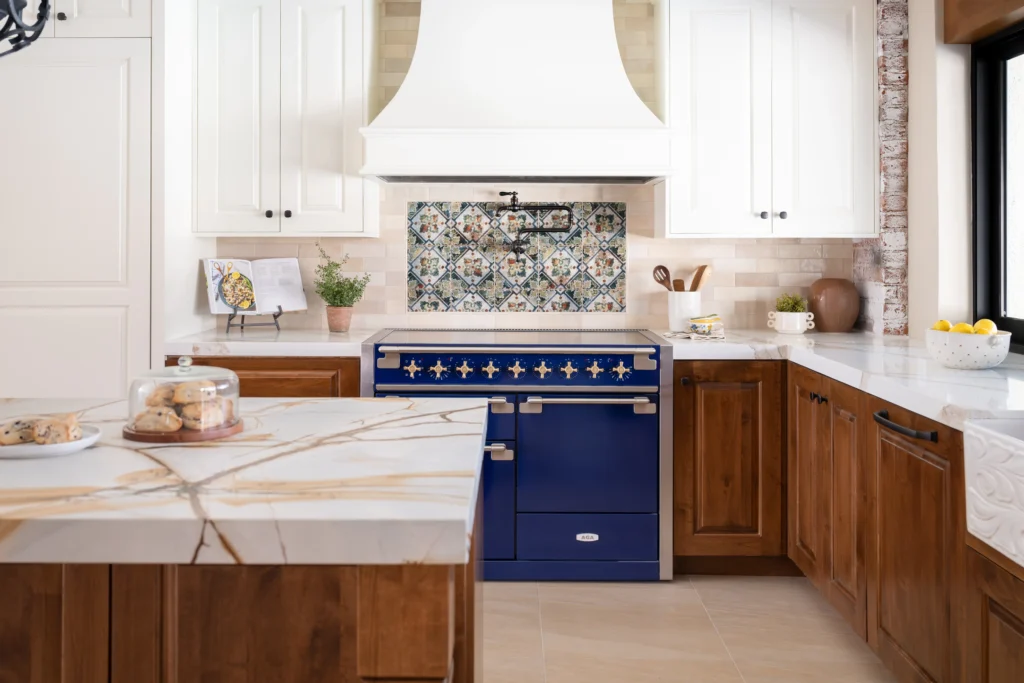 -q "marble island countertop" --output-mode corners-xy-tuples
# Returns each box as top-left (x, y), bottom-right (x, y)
(0, 397), (488, 566)
(666, 330), (1024, 431)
